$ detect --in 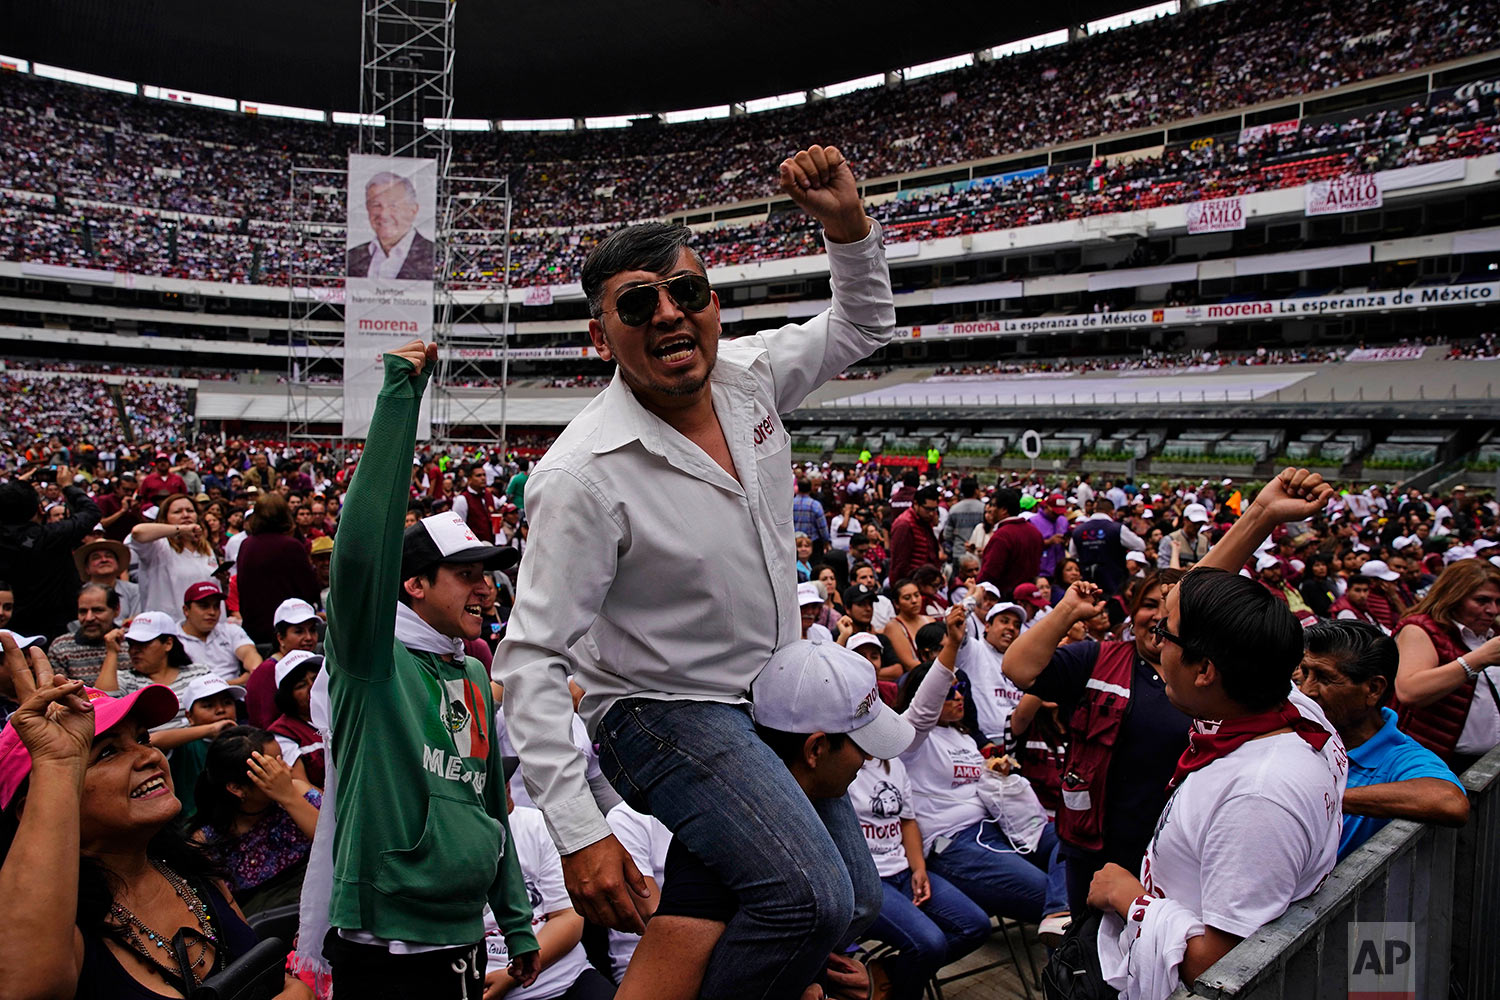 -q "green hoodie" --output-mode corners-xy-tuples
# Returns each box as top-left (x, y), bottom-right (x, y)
(325, 353), (538, 955)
